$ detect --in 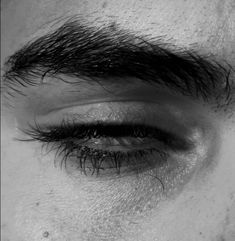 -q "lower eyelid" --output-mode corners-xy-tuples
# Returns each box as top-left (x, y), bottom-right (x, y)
(62, 145), (168, 176)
